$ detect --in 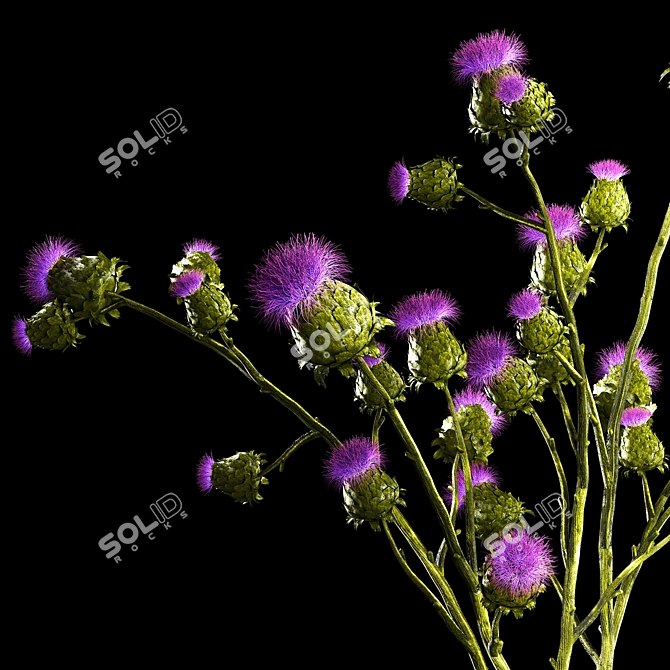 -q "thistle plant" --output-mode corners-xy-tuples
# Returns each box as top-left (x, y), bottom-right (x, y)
(12, 27), (668, 670)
